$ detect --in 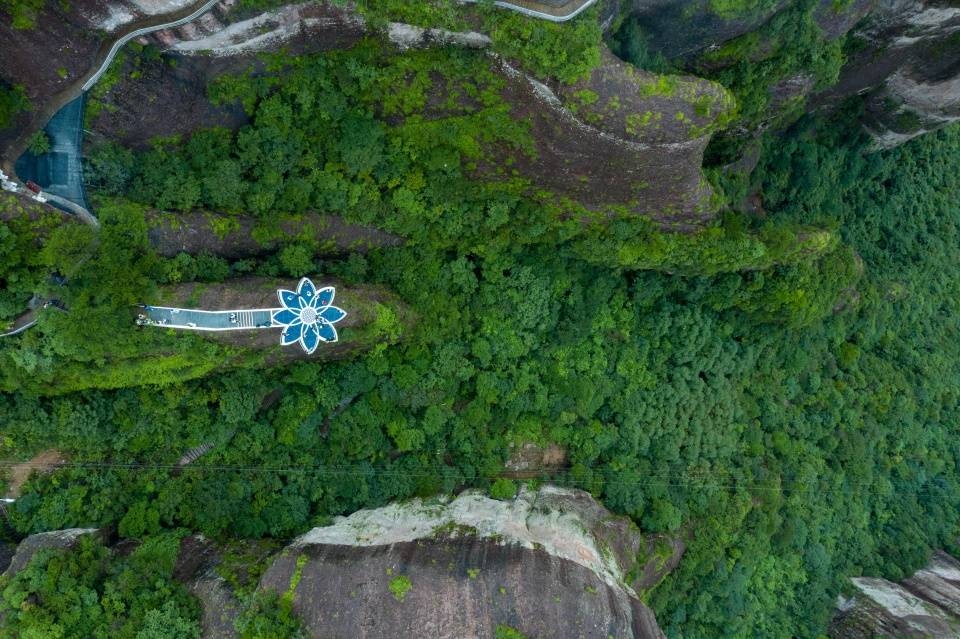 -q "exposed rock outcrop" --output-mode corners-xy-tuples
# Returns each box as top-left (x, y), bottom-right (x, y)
(1, 527), (101, 578)
(491, 48), (731, 226)
(2, 0), (736, 227)
(146, 210), (404, 259)
(156, 1), (365, 56)
(0, 488), (672, 638)
(831, 549), (960, 638)
(616, 0), (960, 148)
(172, 535), (254, 639)
(610, 0), (791, 59)
(84, 0), (200, 33)
(123, 4), (733, 226)
(816, 1), (960, 148)
(0, 0), (239, 170)
(259, 485), (667, 639)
